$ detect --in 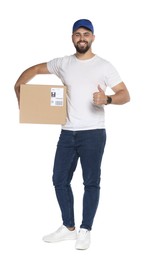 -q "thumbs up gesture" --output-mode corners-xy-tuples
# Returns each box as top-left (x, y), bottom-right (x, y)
(93, 85), (107, 105)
